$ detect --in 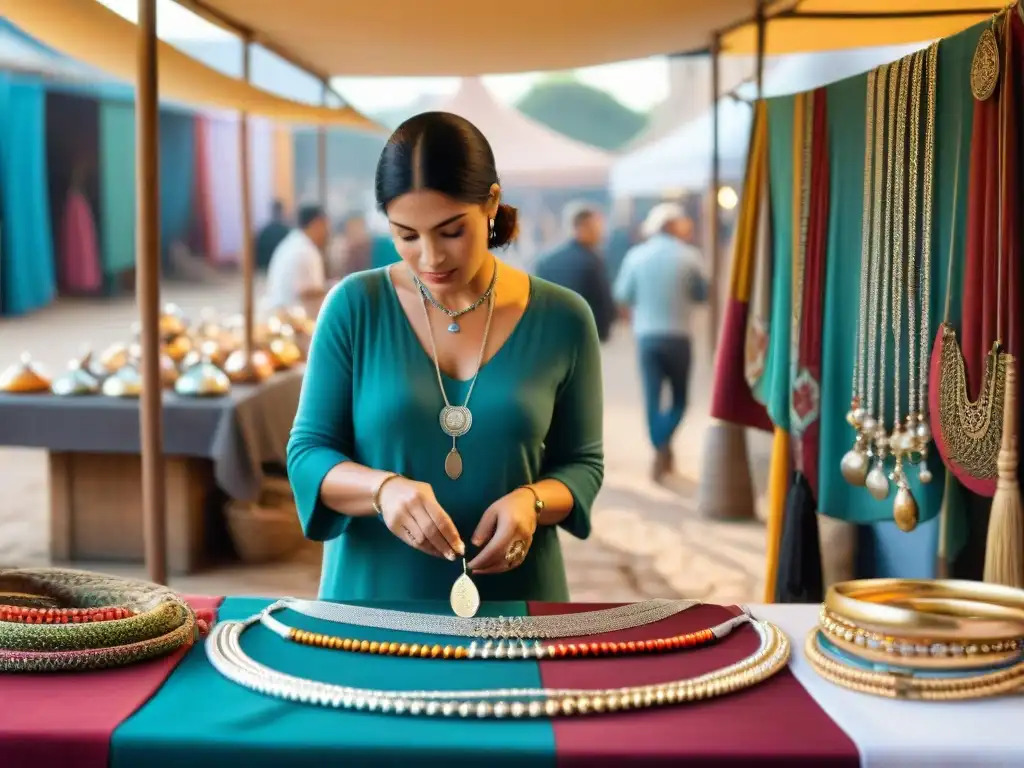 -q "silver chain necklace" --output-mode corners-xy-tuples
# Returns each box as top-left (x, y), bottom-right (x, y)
(266, 597), (700, 639)
(413, 263), (498, 333)
(417, 263), (496, 481)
